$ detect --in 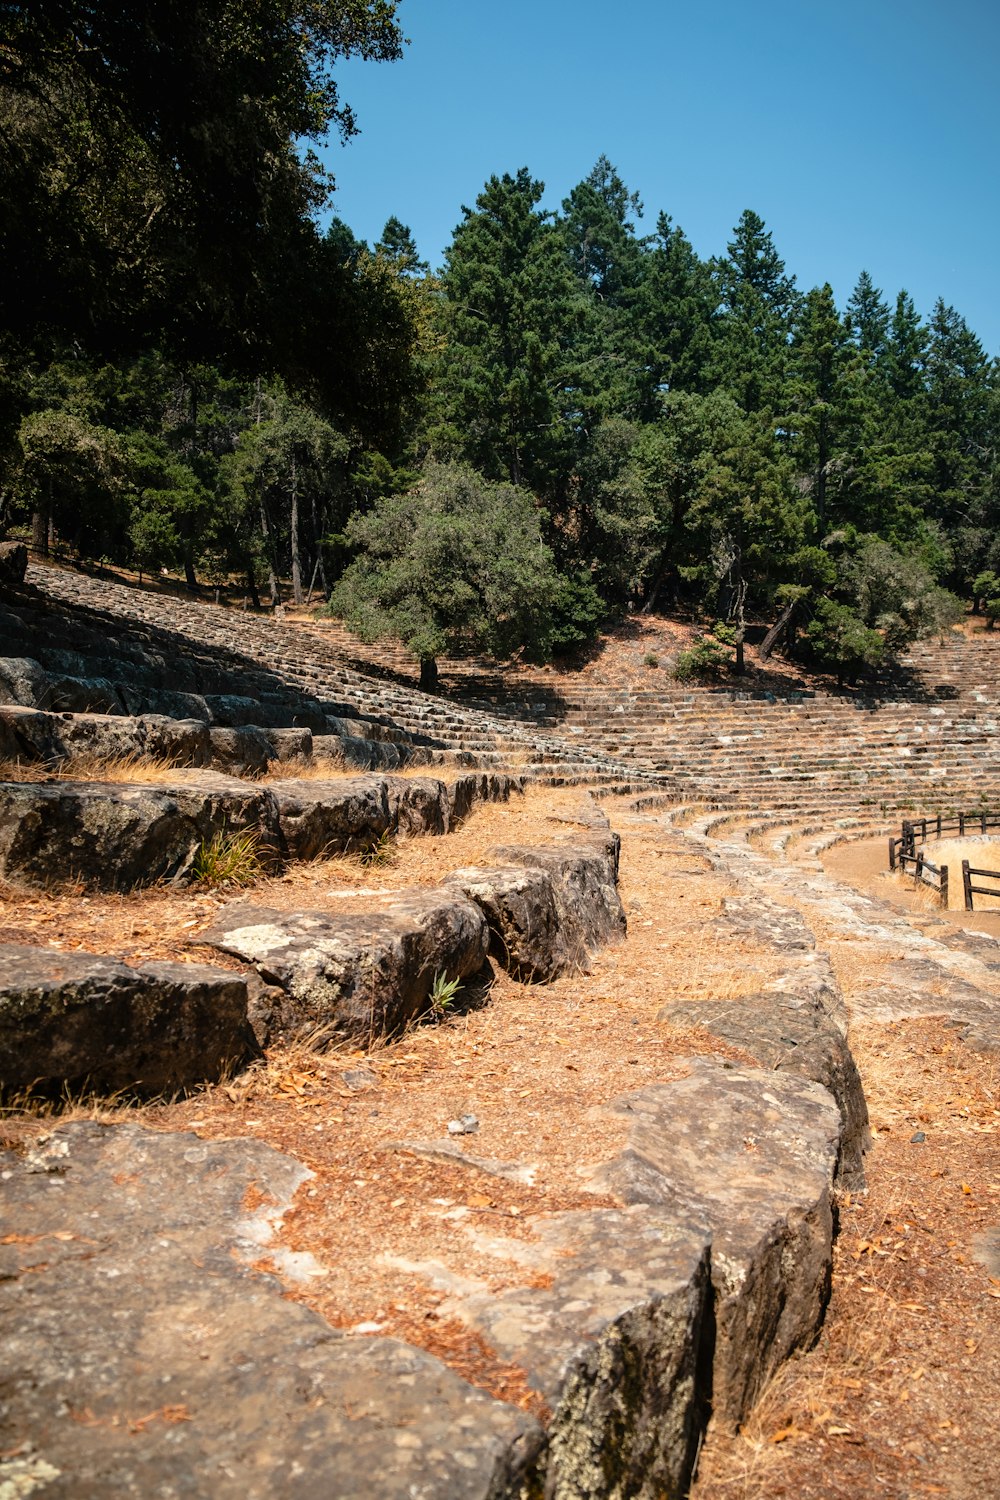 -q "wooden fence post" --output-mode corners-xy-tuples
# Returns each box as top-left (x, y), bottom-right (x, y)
(963, 860), (973, 911)
(940, 865), (949, 907)
(889, 837), (896, 871)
